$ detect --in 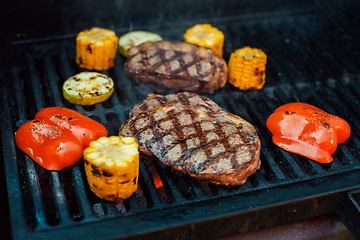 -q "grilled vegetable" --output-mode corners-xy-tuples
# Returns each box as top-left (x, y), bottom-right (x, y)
(266, 102), (351, 163)
(34, 107), (108, 148)
(14, 107), (108, 170)
(84, 136), (139, 201)
(76, 27), (118, 71)
(118, 31), (162, 57)
(228, 46), (267, 91)
(184, 23), (225, 57)
(63, 72), (114, 106)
